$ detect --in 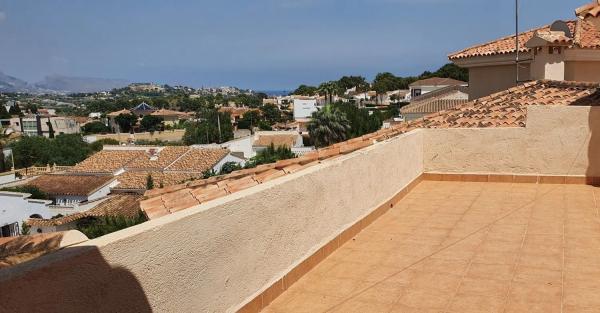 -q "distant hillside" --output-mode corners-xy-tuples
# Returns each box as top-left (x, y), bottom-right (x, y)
(34, 75), (130, 93)
(0, 71), (31, 93)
